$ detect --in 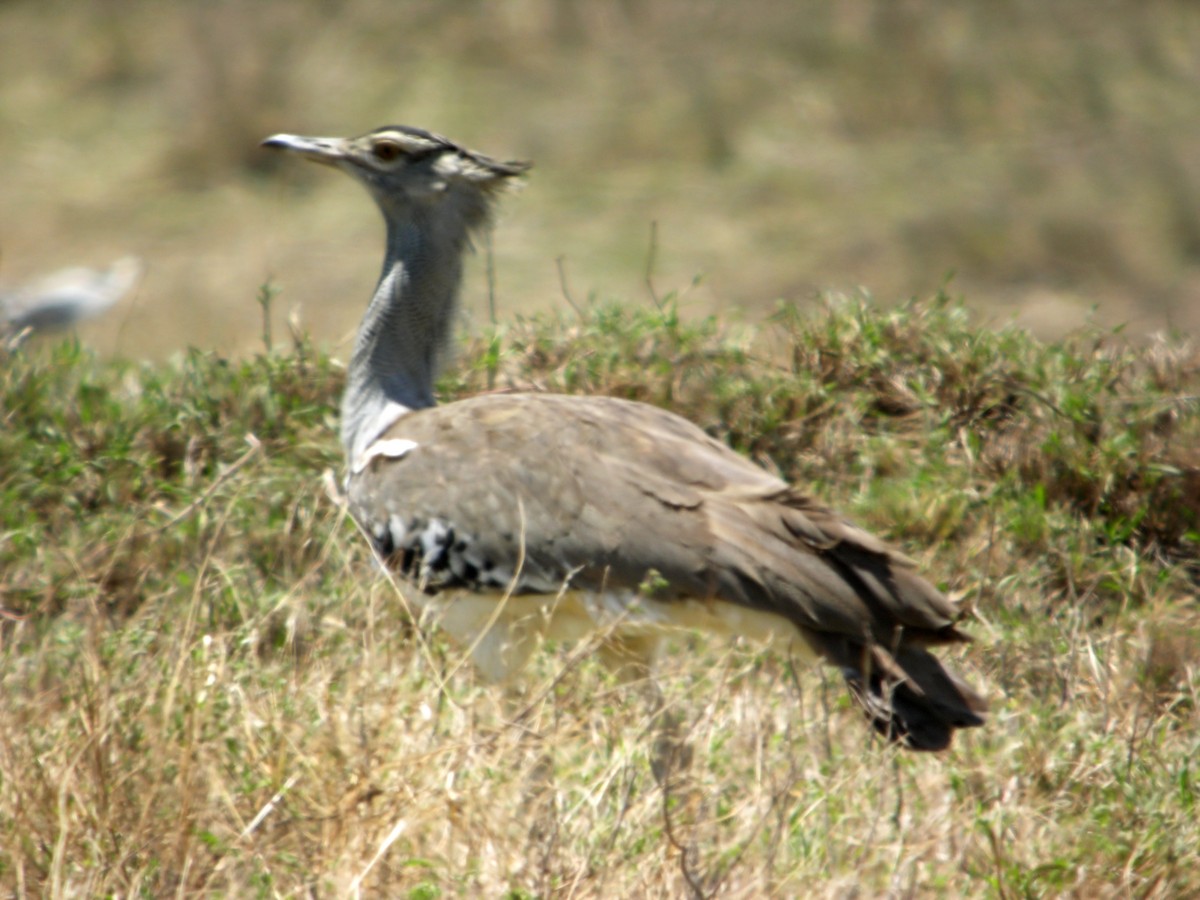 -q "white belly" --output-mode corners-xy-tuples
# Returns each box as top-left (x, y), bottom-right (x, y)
(413, 588), (812, 682)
